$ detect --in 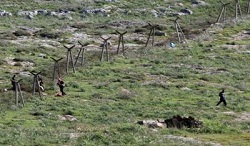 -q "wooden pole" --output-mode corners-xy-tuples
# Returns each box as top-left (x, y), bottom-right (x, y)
(31, 71), (42, 98)
(12, 79), (24, 107)
(66, 48), (69, 73)
(105, 41), (109, 62)
(100, 43), (105, 62)
(32, 76), (36, 95)
(239, 2), (242, 17)
(145, 23), (158, 47)
(15, 82), (18, 106)
(116, 31), (127, 55)
(223, 5), (226, 22)
(117, 35), (121, 54)
(152, 26), (155, 46)
(17, 81), (25, 107)
(174, 21), (181, 43)
(176, 22), (186, 43)
(145, 28), (153, 47)
(217, 5), (224, 23)
(235, 0), (242, 19)
(216, 1), (230, 23)
(75, 41), (88, 66)
(248, 0), (250, 14)
(121, 34), (125, 55)
(51, 57), (63, 81)
(64, 45), (76, 73)
(70, 50), (75, 72)
(216, 6), (224, 23)
(173, 17), (186, 43)
(100, 37), (111, 62)
(75, 47), (82, 66)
